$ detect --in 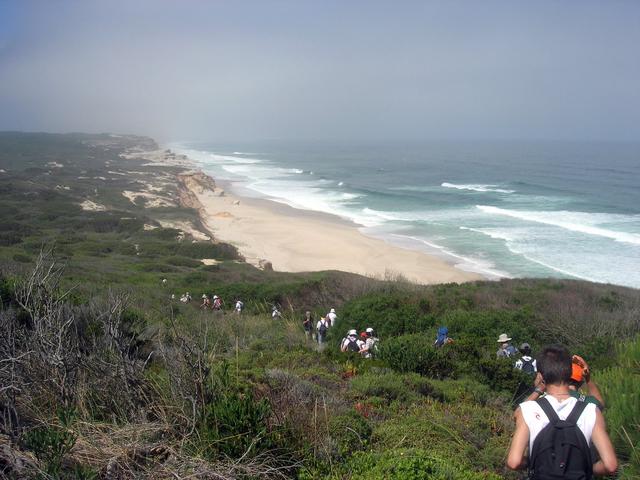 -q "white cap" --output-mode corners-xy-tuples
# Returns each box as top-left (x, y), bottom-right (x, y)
(202, 294), (207, 298)
(348, 329), (357, 336)
(330, 308), (336, 313)
(213, 295), (218, 299)
(366, 327), (374, 333)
